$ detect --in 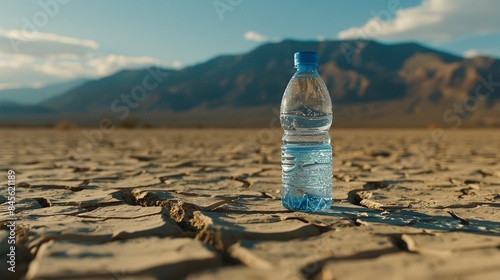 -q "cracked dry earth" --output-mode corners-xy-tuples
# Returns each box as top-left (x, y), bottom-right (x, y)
(0, 128), (499, 280)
